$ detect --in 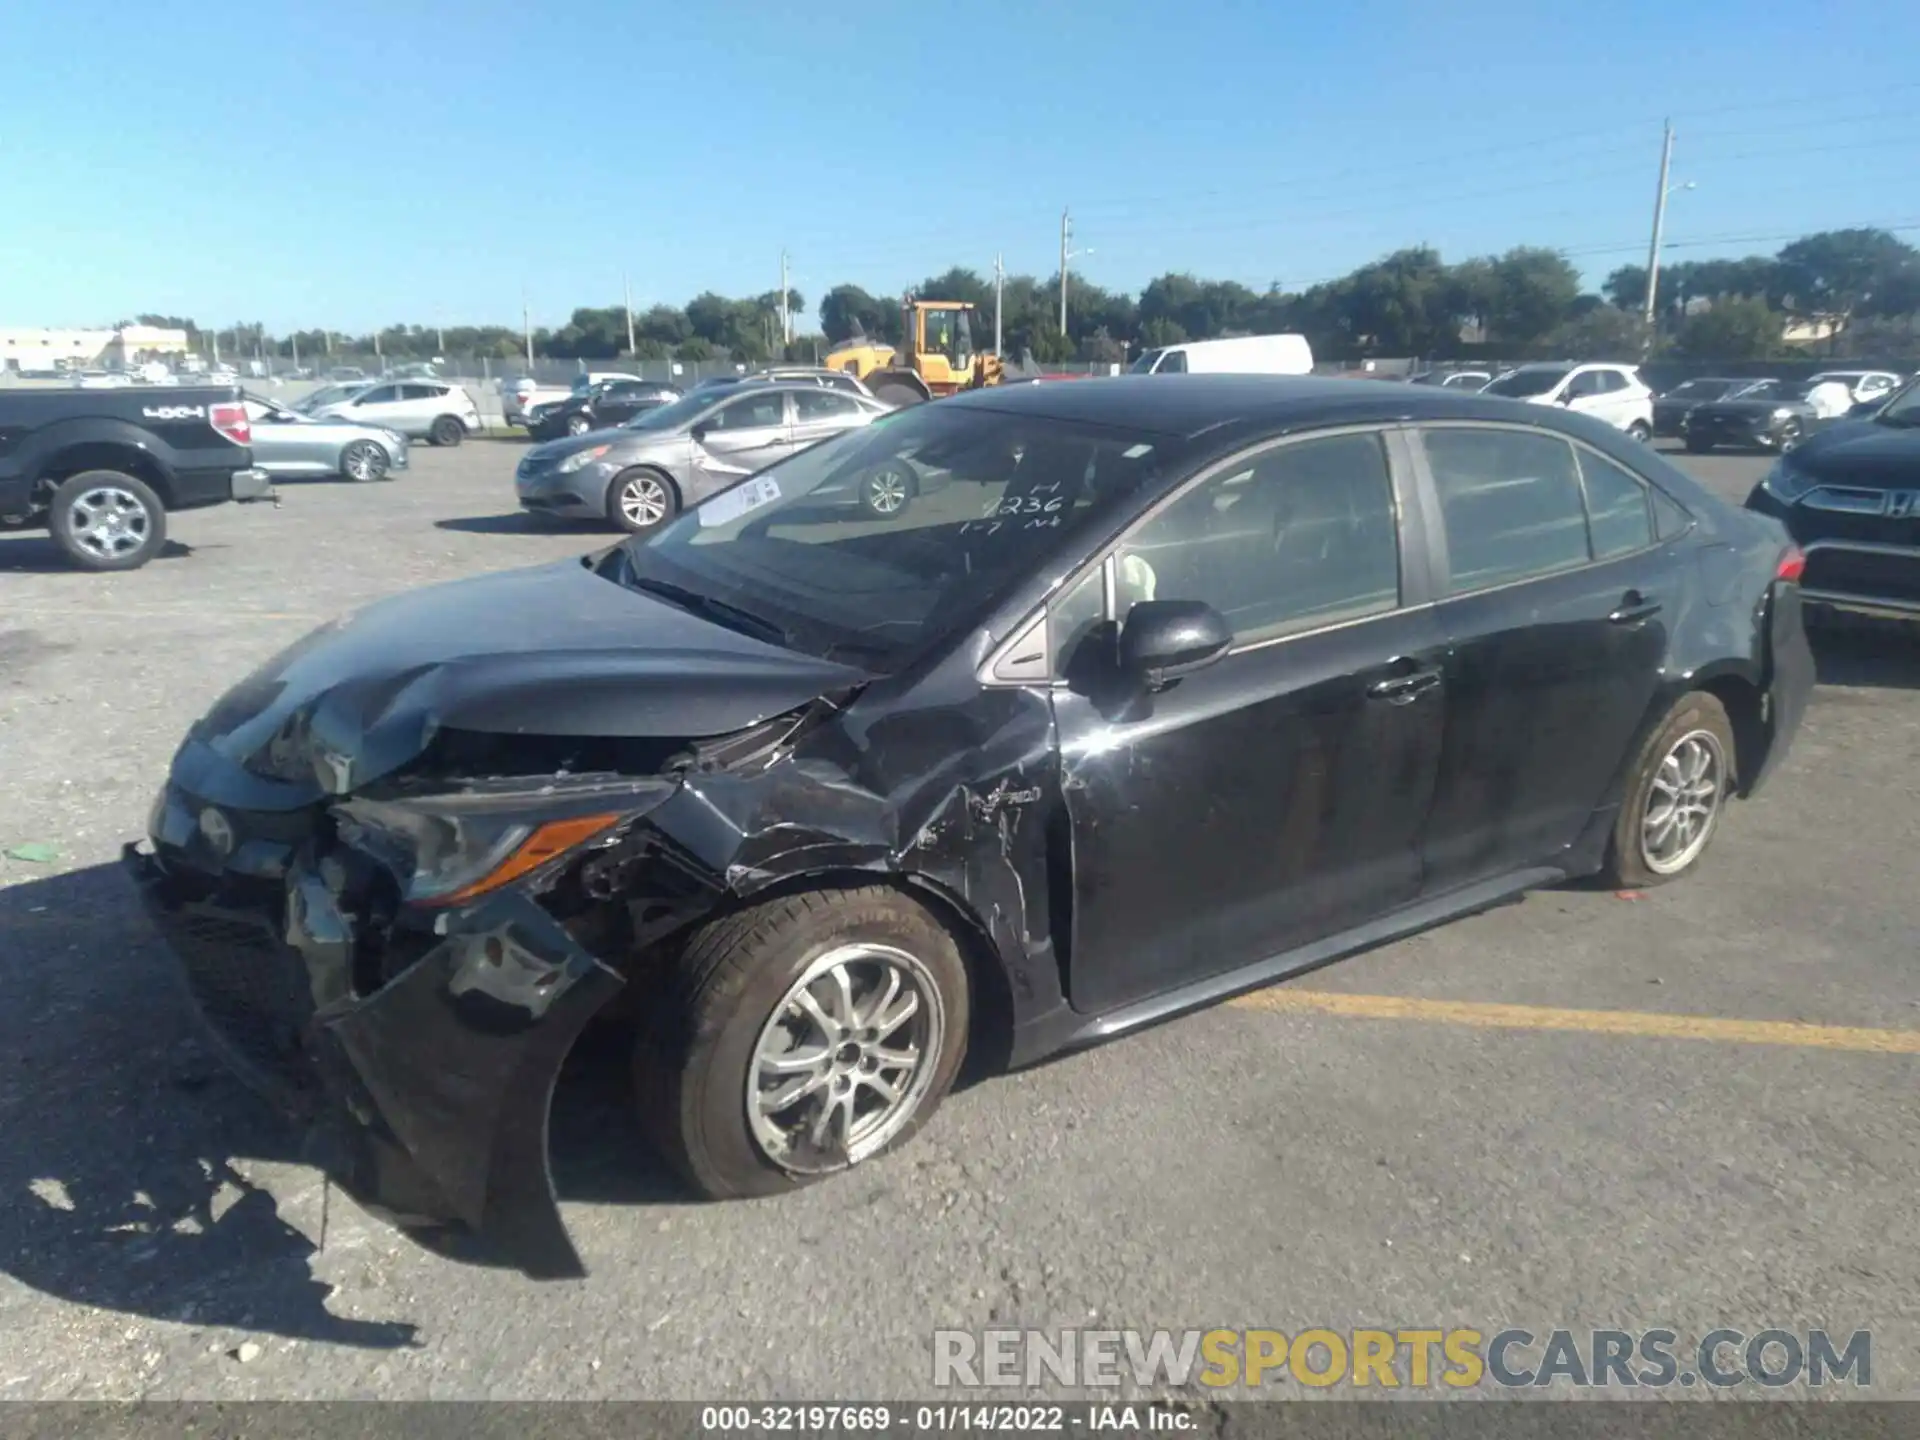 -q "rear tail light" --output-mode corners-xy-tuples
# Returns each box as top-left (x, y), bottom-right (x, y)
(1776, 545), (1806, 584)
(208, 401), (251, 446)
